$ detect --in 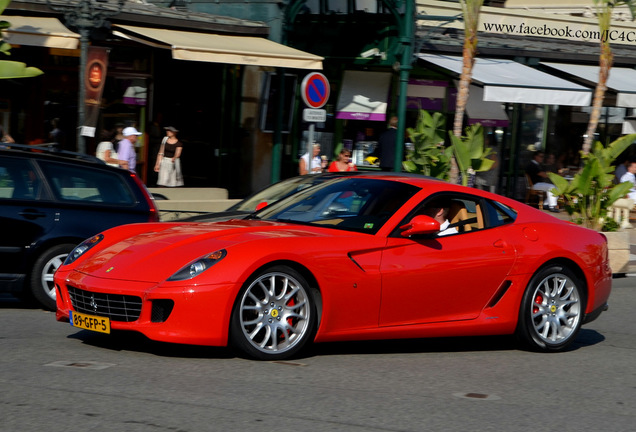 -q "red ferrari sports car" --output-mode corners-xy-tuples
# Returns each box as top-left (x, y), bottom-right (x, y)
(55, 174), (611, 360)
